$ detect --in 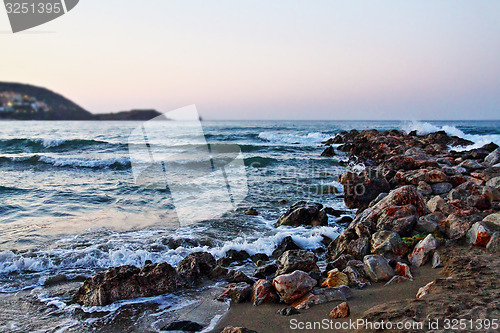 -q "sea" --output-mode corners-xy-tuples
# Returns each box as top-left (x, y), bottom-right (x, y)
(0, 120), (499, 332)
